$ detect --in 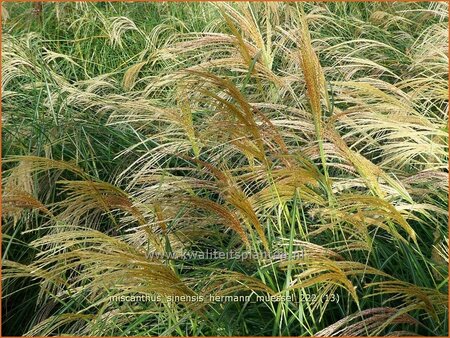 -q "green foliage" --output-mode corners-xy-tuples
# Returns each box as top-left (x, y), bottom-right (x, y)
(2, 2), (448, 336)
